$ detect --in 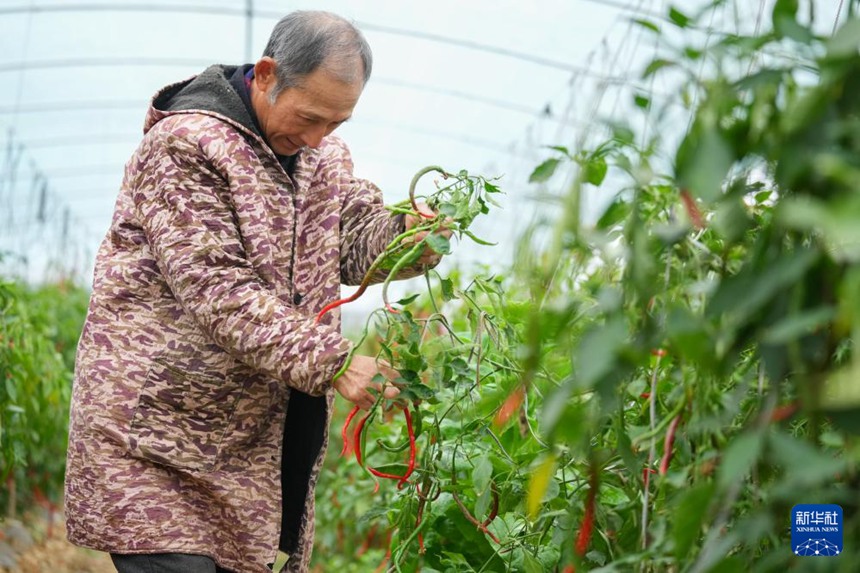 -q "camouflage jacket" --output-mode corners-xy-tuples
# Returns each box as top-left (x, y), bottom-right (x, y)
(64, 66), (406, 573)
